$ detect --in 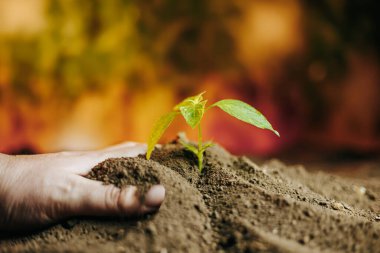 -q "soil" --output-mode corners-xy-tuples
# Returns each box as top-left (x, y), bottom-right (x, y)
(1, 141), (380, 253)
